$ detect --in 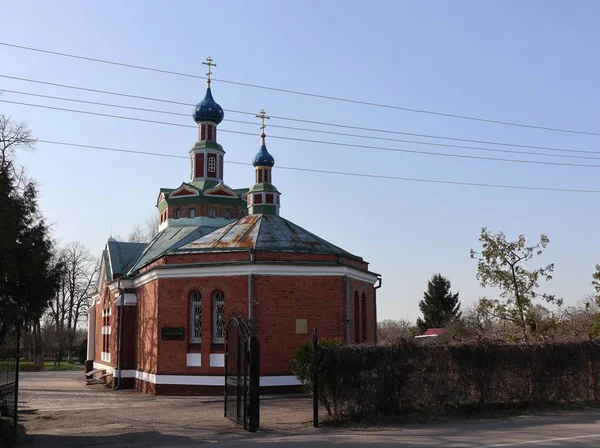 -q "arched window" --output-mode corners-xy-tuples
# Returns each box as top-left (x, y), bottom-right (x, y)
(174, 209), (181, 219)
(208, 156), (216, 173)
(209, 208), (216, 218)
(188, 208), (195, 218)
(190, 291), (202, 343)
(354, 291), (360, 343)
(212, 290), (225, 344)
(361, 292), (368, 342)
(224, 209), (231, 219)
